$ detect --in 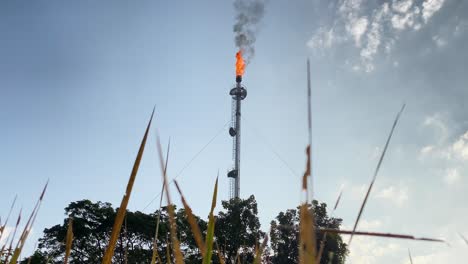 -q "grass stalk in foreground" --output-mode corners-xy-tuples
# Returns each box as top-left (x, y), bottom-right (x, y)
(299, 145), (317, 264)
(319, 228), (445, 243)
(151, 139), (170, 264)
(349, 104), (405, 246)
(215, 241), (226, 264)
(202, 176), (218, 264)
(174, 180), (206, 255)
(0, 195), (17, 244)
(101, 108), (154, 264)
(157, 135), (184, 264)
(4, 210), (22, 263)
(9, 181), (48, 264)
(316, 190), (343, 263)
(64, 218), (74, 264)
(253, 234), (268, 264)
